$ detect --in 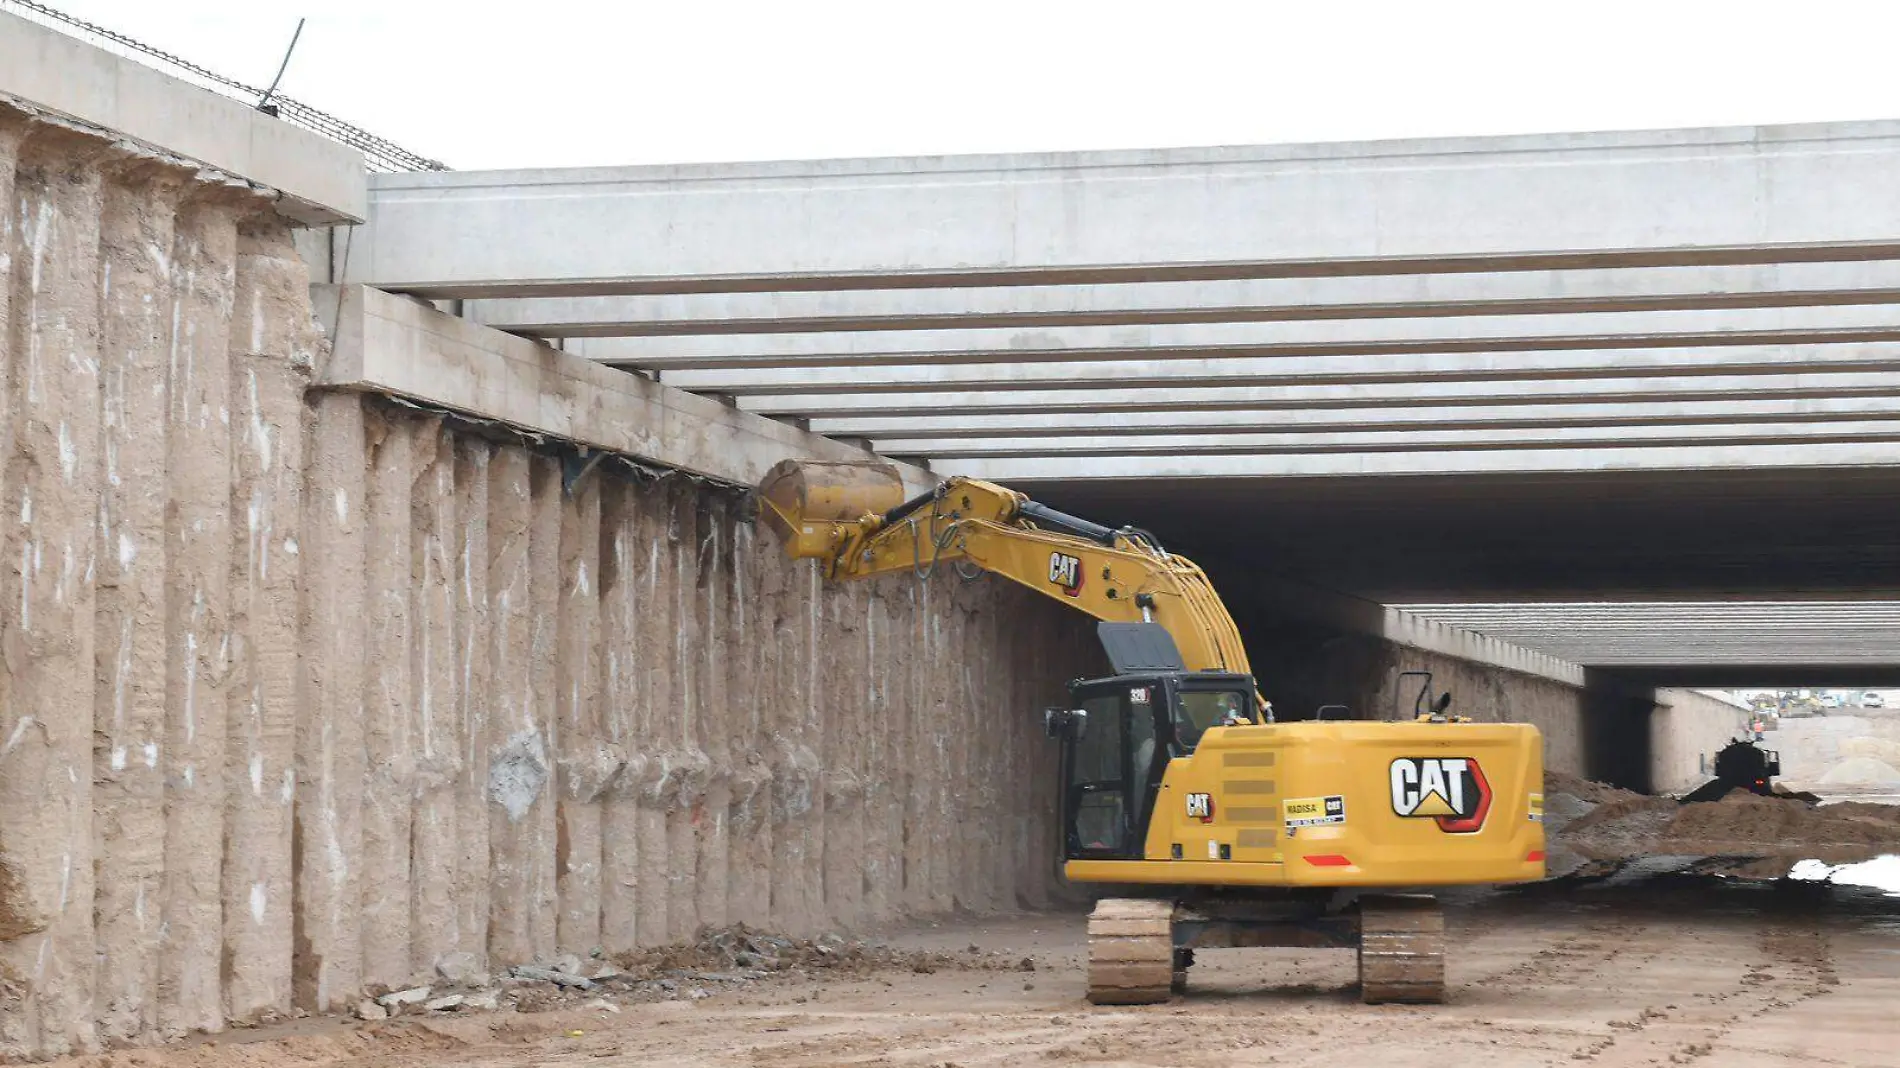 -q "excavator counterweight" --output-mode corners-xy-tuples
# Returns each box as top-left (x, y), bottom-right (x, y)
(757, 459), (1545, 1005)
